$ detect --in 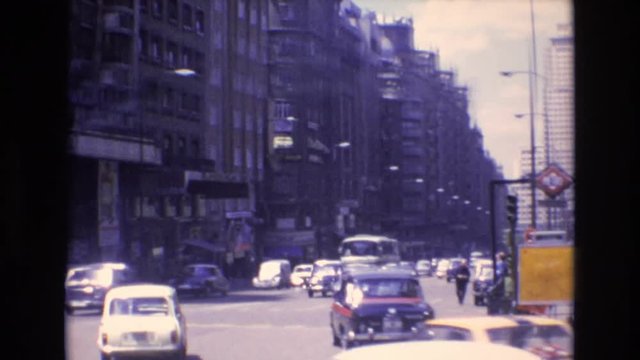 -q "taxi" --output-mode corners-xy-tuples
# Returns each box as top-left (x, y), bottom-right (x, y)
(97, 284), (187, 360)
(330, 267), (435, 349)
(426, 315), (573, 359)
